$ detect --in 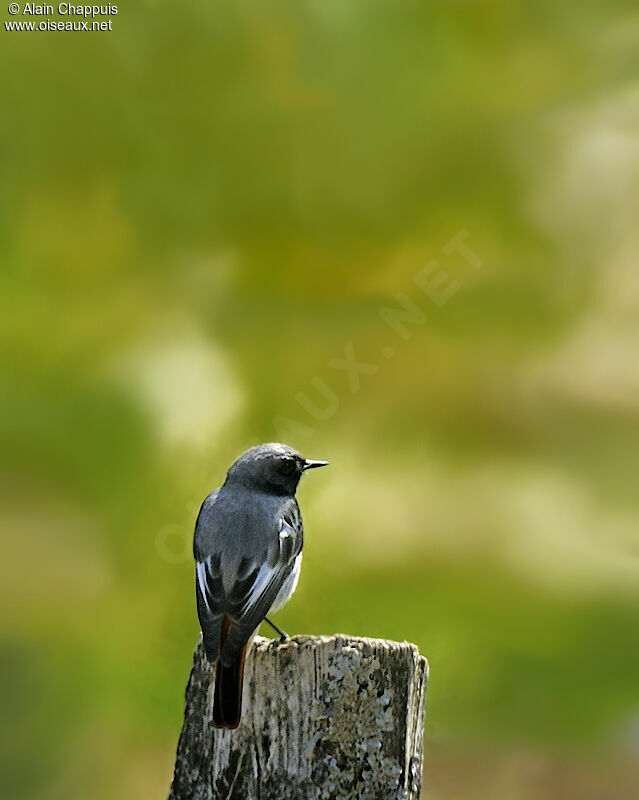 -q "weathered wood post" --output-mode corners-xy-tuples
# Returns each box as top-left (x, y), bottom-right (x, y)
(169, 634), (428, 800)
